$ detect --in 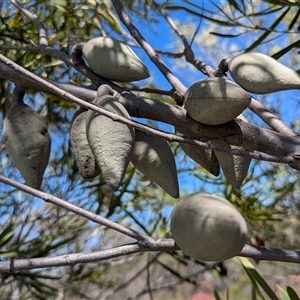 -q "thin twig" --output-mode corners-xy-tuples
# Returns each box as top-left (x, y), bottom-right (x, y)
(0, 243), (145, 272)
(104, 252), (162, 298)
(249, 97), (297, 137)
(1, 55), (300, 166)
(9, 0), (48, 46)
(0, 175), (149, 242)
(151, 0), (217, 77)
(0, 54), (269, 163)
(111, 0), (187, 101)
(190, 12), (203, 45)
(0, 241), (300, 272)
(0, 45), (73, 65)
(0, 44), (115, 88)
(123, 86), (173, 96)
(154, 49), (184, 58)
